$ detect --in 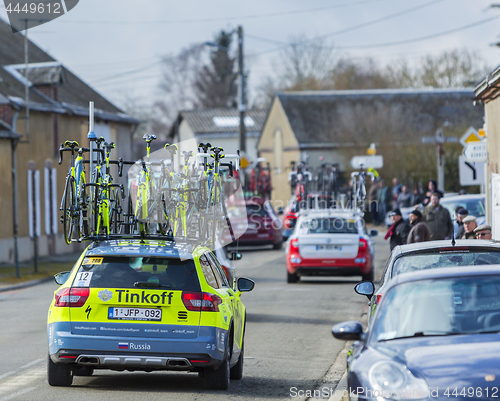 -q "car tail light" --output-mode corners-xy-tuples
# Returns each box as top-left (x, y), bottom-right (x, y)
(181, 292), (222, 312)
(54, 287), (89, 307)
(290, 238), (300, 253)
(376, 294), (383, 304)
(359, 238), (368, 249)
